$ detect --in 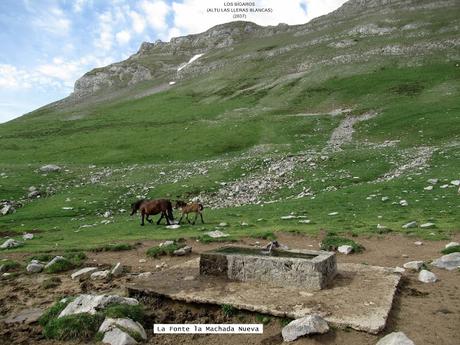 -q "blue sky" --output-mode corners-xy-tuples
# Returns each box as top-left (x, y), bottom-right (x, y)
(0, 0), (346, 123)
